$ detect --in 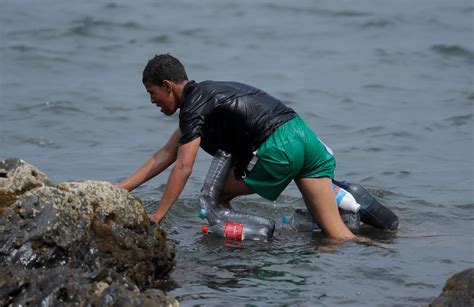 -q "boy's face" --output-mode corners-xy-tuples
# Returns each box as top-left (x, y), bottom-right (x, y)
(145, 82), (177, 116)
